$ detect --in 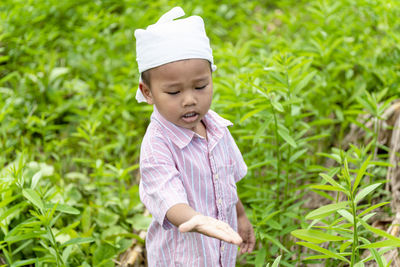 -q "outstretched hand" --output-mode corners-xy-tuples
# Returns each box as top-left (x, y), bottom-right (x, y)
(179, 214), (243, 245)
